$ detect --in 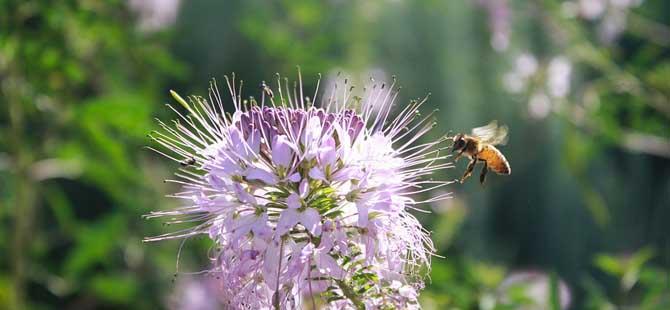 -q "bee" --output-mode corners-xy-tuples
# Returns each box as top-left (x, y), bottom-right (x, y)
(179, 157), (196, 167)
(451, 120), (511, 185)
